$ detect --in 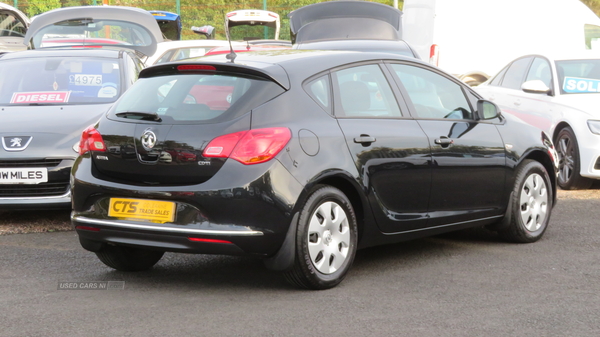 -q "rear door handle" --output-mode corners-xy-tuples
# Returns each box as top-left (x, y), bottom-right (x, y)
(354, 136), (376, 144)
